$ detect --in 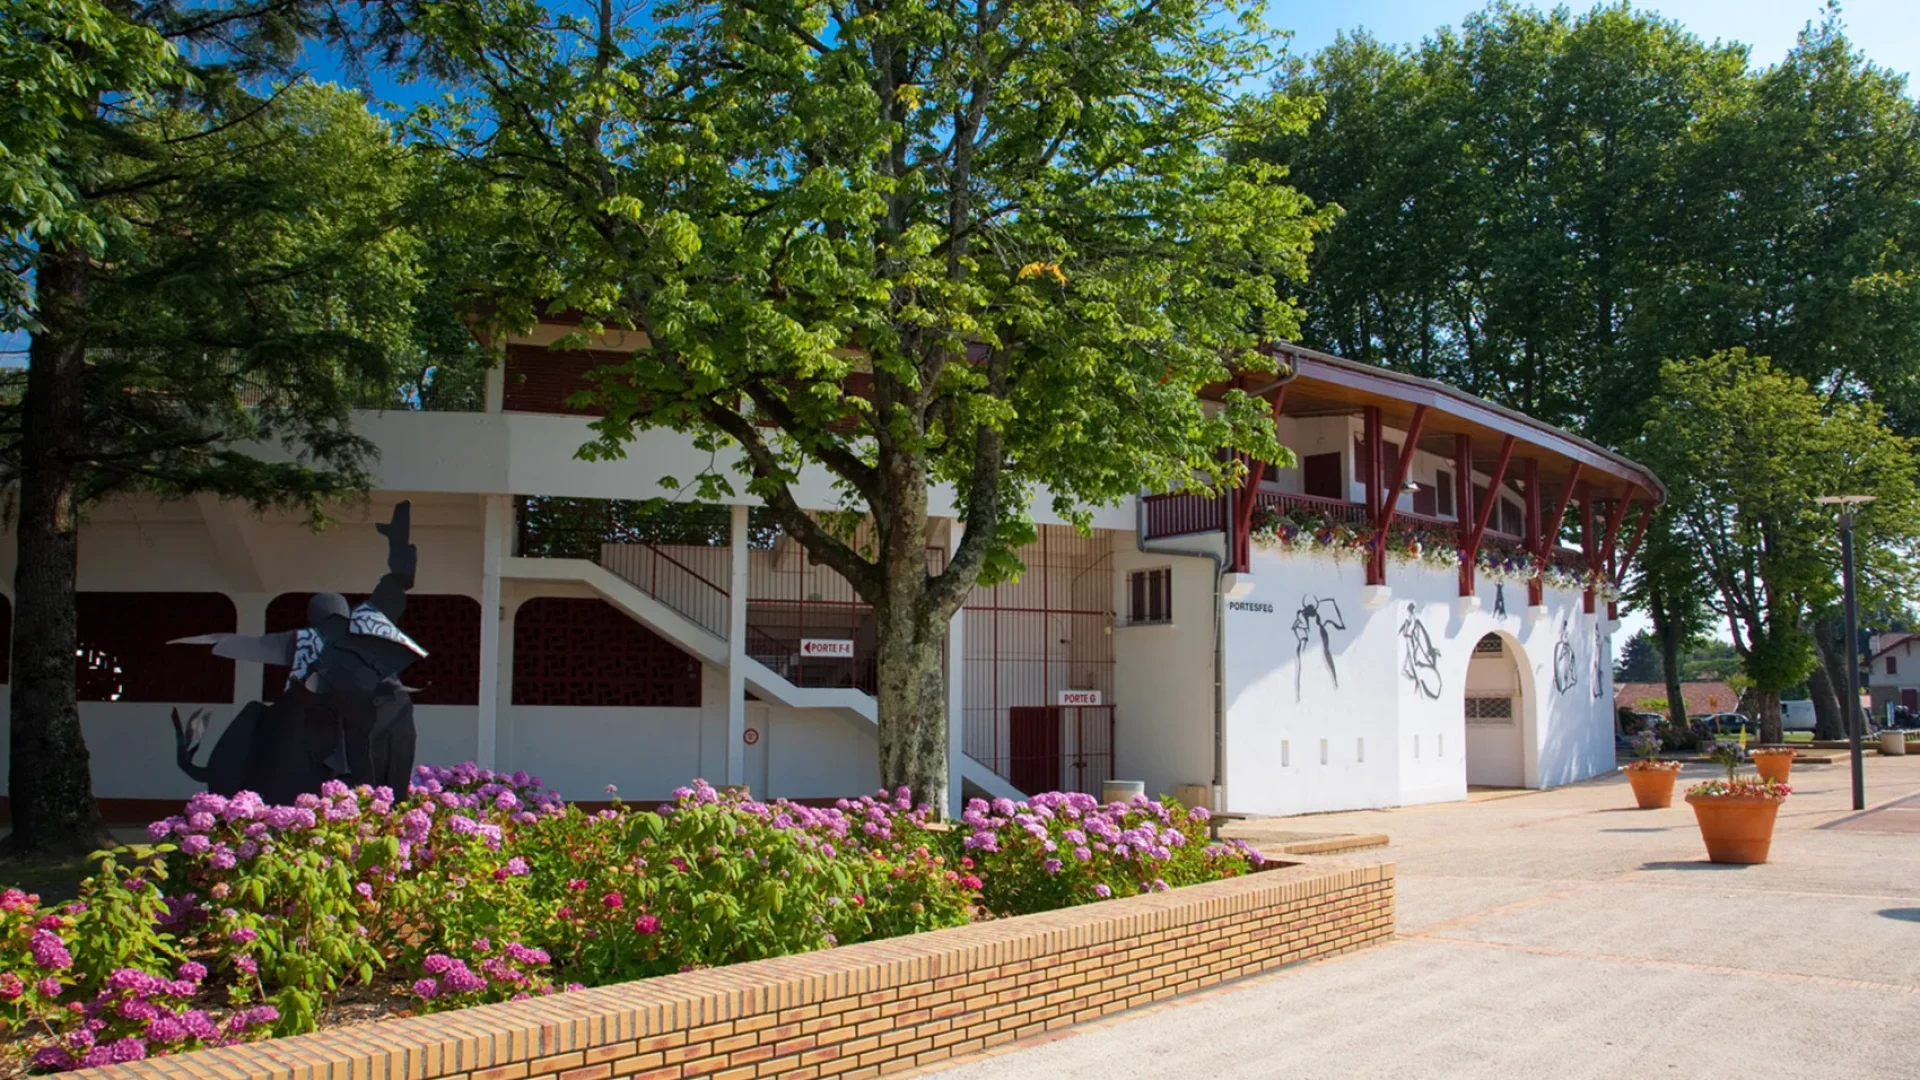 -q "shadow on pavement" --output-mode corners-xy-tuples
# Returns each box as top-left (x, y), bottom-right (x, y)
(1878, 907), (1920, 923)
(1638, 860), (1750, 871)
(1600, 827), (1676, 833)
